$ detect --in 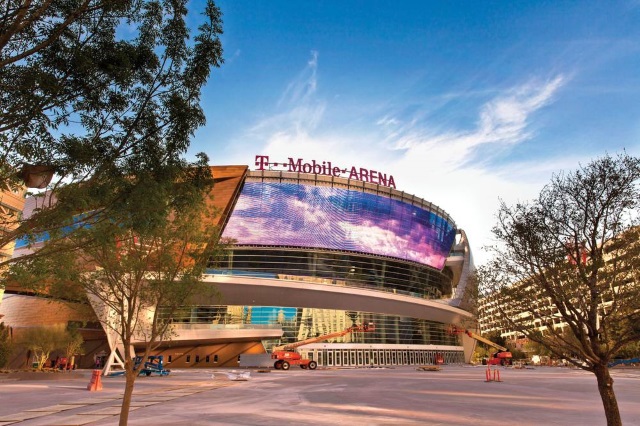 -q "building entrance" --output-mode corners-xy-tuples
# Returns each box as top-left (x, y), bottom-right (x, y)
(301, 348), (464, 367)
